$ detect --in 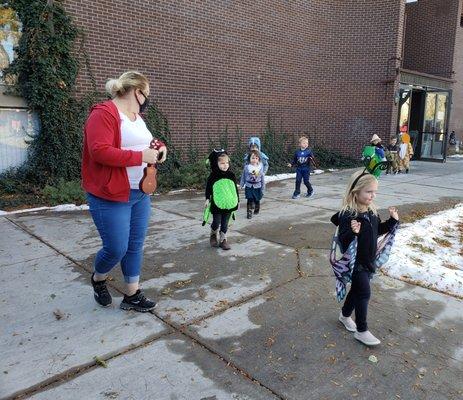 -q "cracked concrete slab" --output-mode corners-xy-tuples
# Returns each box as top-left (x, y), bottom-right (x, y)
(29, 334), (279, 400)
(85, 228), (298, 326)
(0, 255), (169, 399)
(0, 218), (56, 267)
(9, 208), (189, 262)
(187, 276), (463, 400)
